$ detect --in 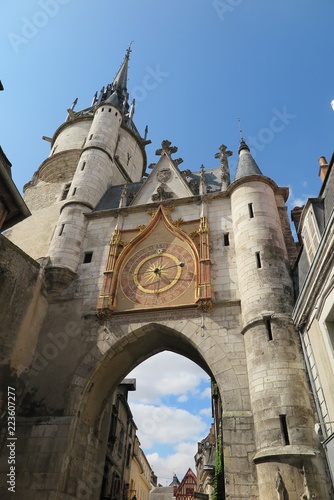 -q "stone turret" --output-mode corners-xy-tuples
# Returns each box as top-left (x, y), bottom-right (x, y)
(230, 140), (325, 498)
(6, 48), (149, 289)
